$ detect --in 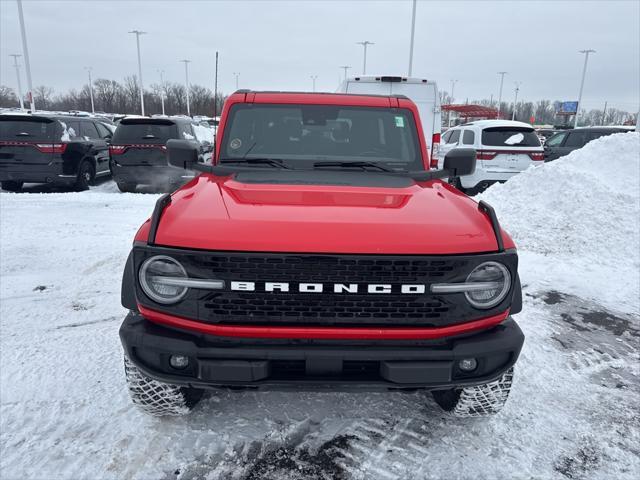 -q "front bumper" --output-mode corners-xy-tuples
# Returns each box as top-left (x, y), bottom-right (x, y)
(120, 312), (524, 391)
